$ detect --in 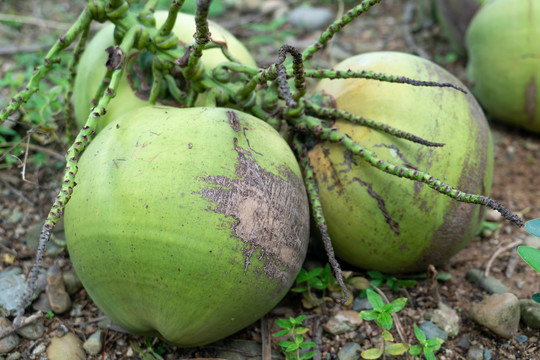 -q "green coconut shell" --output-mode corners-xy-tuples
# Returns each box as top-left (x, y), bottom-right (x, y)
(309, 51), (493, 274)
(64, 106), (309, 346)
(466, 0), (540, 132)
